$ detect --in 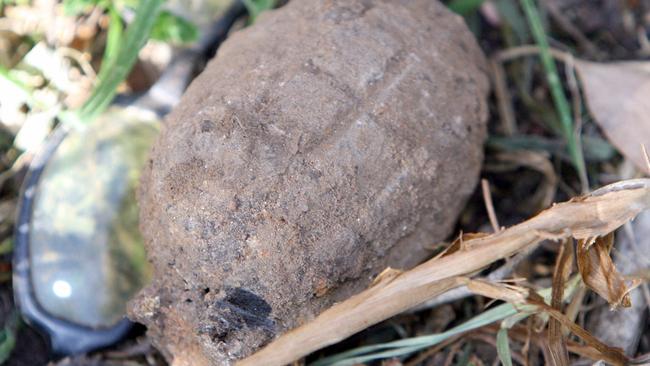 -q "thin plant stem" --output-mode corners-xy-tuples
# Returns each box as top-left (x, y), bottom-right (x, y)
(66, 0), (164, 125)
(519, 0), (588, 192)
